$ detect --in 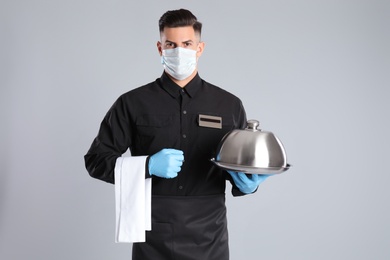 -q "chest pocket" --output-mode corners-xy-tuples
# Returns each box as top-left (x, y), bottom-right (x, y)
(135, 114), (177, 153)
(195, 115), (235, 158)
(136, 115), (173, 134)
